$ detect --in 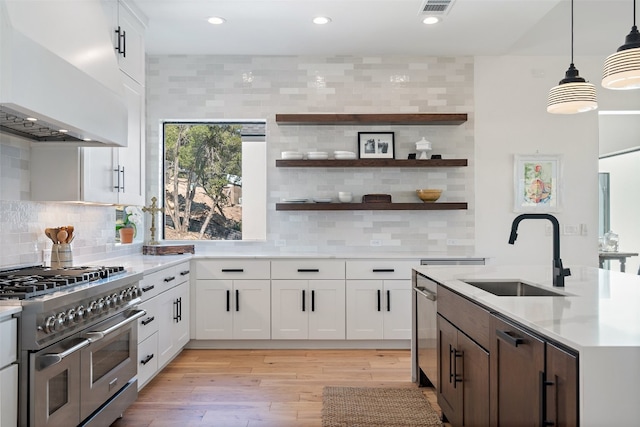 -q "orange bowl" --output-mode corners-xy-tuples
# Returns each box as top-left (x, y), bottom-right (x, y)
(416, 189), (442, 202)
